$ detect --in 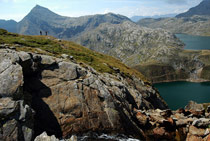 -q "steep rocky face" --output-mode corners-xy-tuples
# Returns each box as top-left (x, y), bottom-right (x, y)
(16, 5), (130, 39)
(0, 48), (168, 140)
(176, 0), (210, 18)
(0, 49), (34, 140)
(74, 21), (184, 66)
